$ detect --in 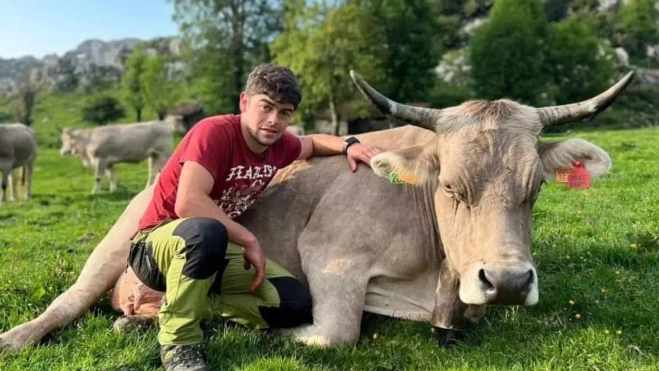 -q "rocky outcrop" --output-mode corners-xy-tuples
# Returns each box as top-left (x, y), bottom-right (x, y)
(0, 36), (182, 96)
